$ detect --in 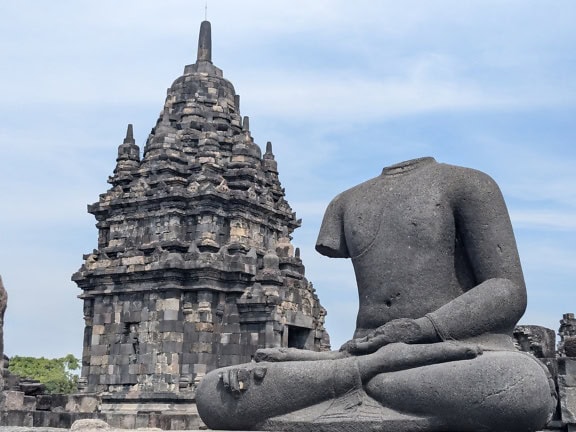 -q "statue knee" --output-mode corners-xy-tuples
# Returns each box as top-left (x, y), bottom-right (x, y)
(197, 365), (270, 430)
(364, 352), (555, 431)
(196, 369), (236, 430)
(467, 354), (555, 431)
